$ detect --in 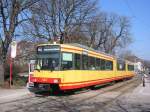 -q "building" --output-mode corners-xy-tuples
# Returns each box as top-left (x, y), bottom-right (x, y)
(13, 40), (36, 73)
(134, 61), (144, 73)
